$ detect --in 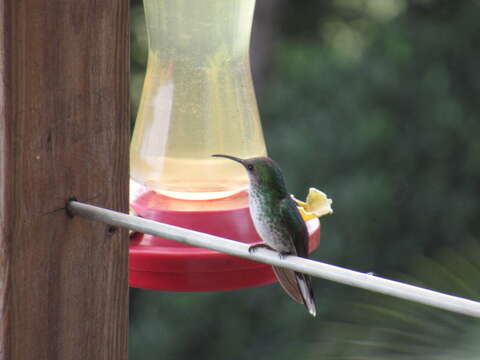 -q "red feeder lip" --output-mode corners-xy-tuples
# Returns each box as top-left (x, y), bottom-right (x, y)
(129, 190), (321, 292)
